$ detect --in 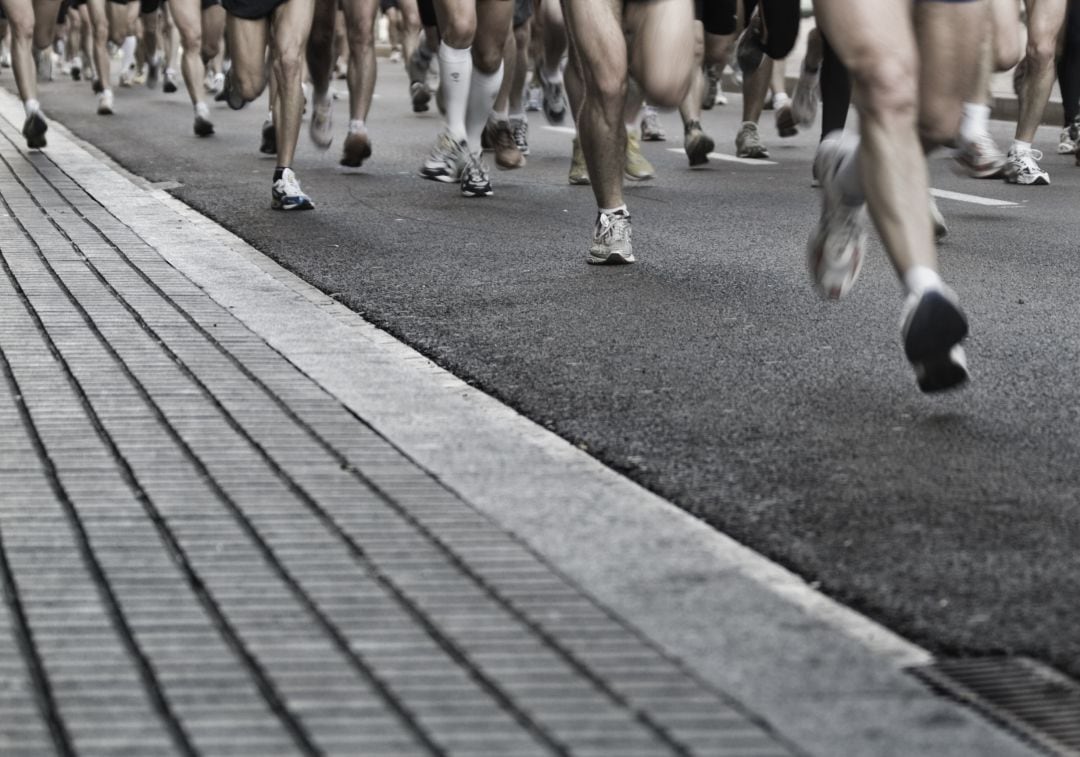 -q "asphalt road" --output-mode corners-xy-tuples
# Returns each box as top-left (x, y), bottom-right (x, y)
(20, 61), (1080, 682)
